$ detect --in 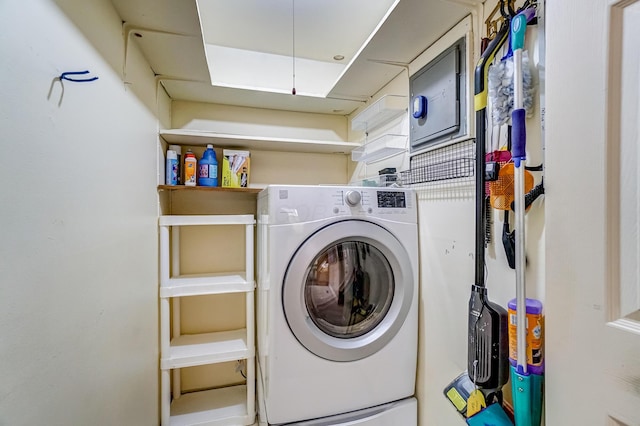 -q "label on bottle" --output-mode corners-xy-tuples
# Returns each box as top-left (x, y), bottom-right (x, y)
(185, 160), (197, 185)
(166, 159), (178, 185)
(198, 164), (217, 179)
(508, 307), (544, 368)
